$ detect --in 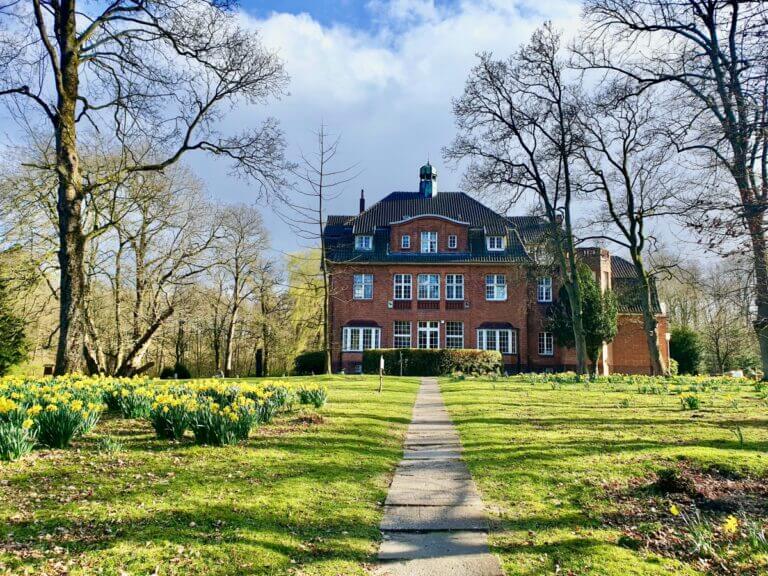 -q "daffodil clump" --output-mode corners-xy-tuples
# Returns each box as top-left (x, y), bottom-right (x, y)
(191, 395), (260, 446)
(104, 379), (157, 418)
(0, 375), (330, 456)
(298, 383), (328, 408)
(0, 377), (106, 452)
(150, 392), (198, 440)
(0, 397), (38, 461)
(679, 393), (701, 410)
